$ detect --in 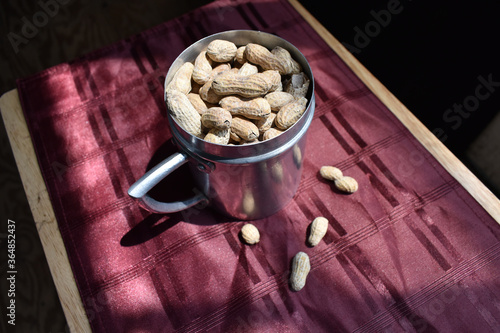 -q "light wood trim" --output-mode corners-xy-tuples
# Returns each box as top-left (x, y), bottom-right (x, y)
(289, 0), (500, 222)
(0, 90), (91, 333)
